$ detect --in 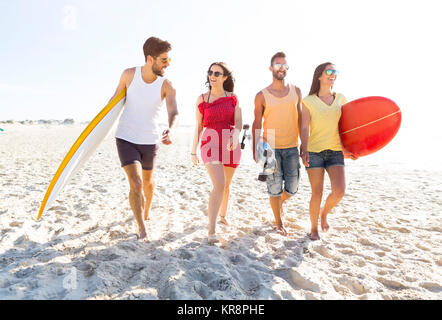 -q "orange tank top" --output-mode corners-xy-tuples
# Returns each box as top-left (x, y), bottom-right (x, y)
(262, 85), (299, 149)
